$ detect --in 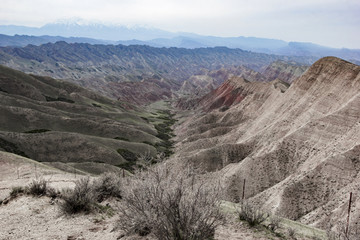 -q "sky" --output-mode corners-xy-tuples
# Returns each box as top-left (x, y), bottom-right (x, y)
(1, 0), (360, 49)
